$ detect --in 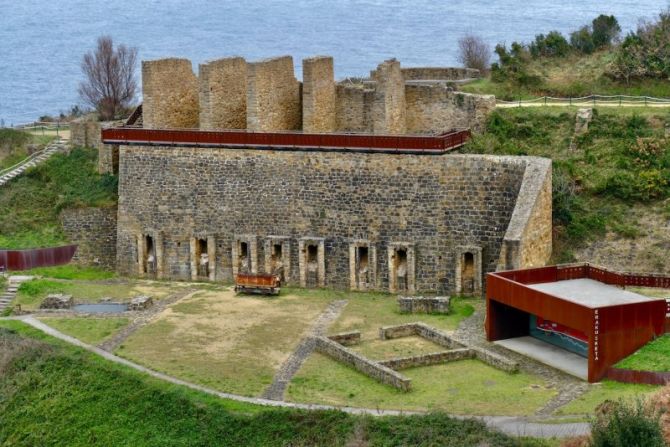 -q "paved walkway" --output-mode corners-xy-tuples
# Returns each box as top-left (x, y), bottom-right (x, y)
(262, 299), (348, 400)
(0, 314), (590, 438)
(0, 139), (66, 187)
